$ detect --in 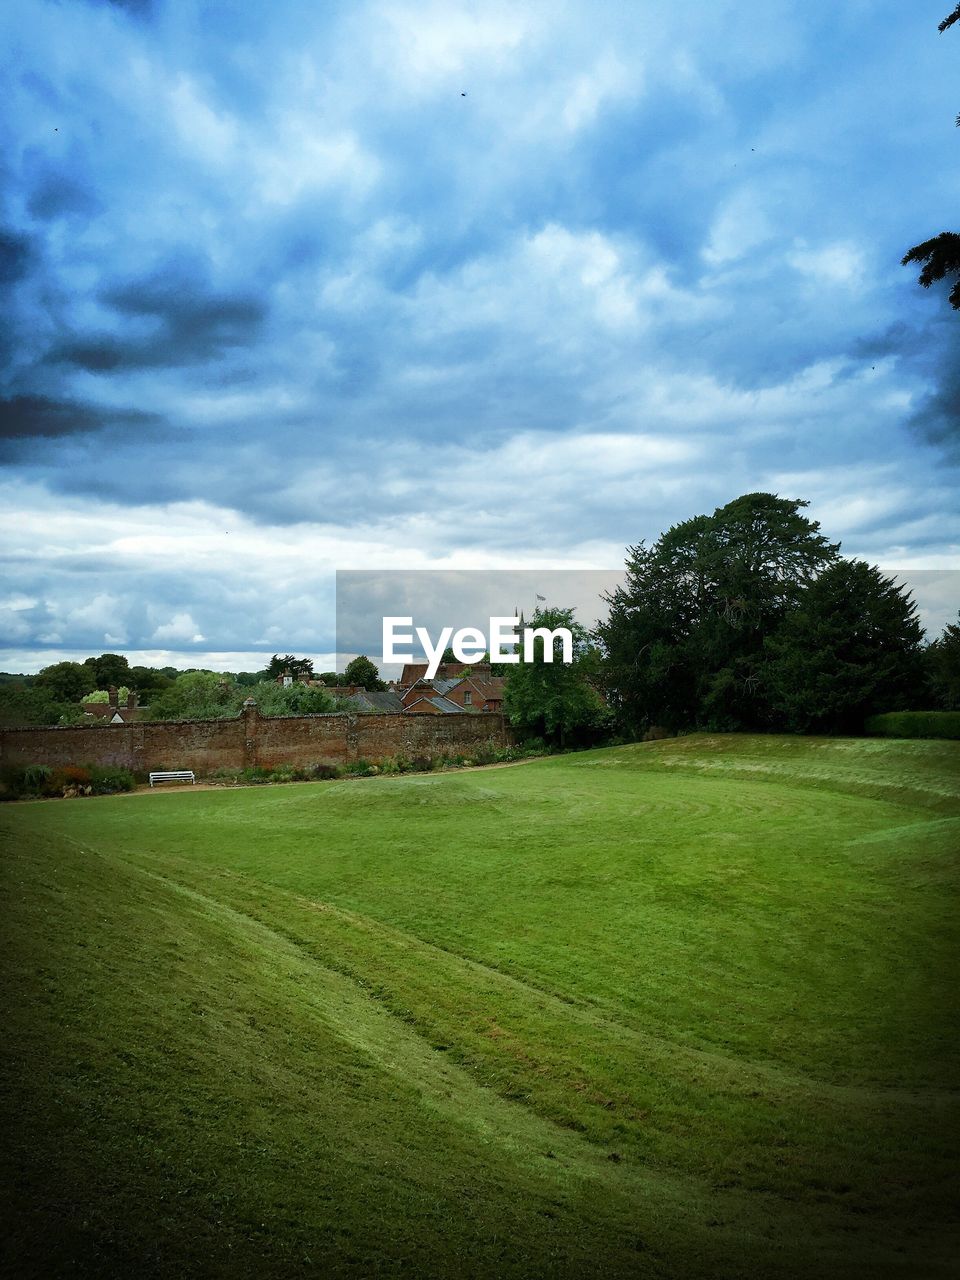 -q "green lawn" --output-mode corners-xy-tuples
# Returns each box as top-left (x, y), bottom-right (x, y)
(1, 734), (958, 1278)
